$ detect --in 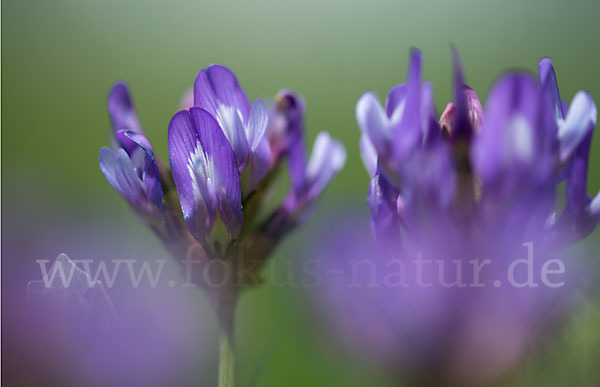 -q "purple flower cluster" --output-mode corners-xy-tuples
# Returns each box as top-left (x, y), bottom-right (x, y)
(357, 49), (598, 248)
(313, 49), (598, 386)
(99, 66), (345, 278)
